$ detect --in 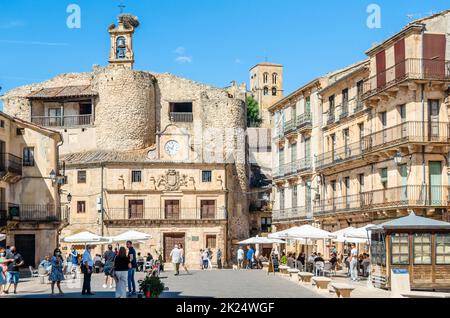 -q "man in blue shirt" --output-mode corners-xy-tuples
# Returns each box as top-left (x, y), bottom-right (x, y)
(246, 245), (255, 269)
(126, 241), (137, 296)
(81, 245), (94, 296)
